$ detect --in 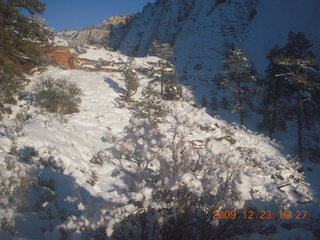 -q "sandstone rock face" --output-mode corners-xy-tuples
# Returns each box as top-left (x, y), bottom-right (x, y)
(57, 15), (132, 48)
(45, 47), (78, 69)
(102, 16), (129, 25)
